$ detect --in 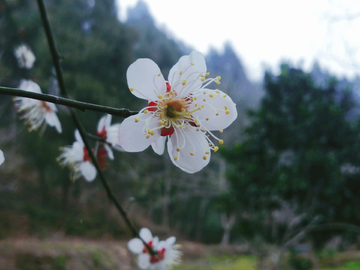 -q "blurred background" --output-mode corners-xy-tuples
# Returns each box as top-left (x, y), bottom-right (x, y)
(2, 0), (360, 269)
